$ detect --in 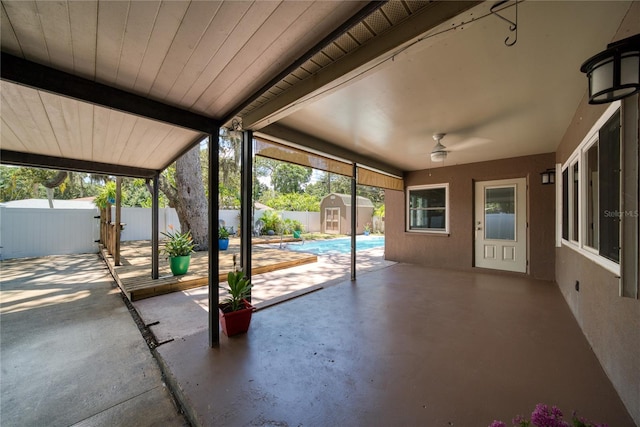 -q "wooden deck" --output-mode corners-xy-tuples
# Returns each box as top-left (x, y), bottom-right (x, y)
(101, 238), (316, 301)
